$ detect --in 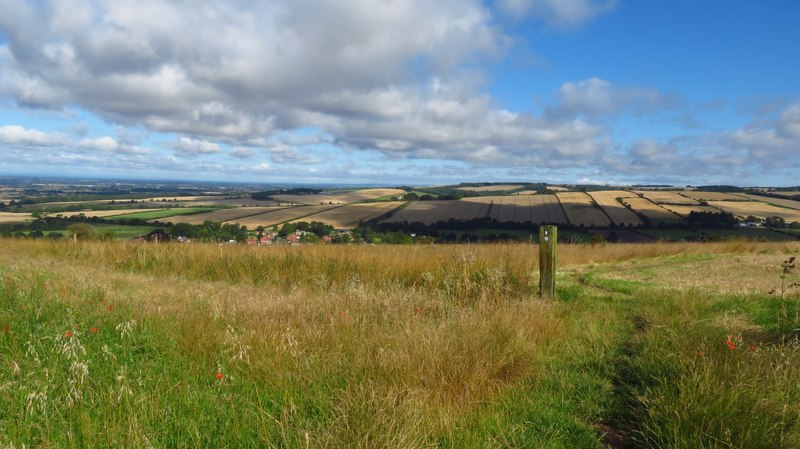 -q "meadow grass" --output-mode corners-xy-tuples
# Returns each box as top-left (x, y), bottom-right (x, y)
(0, 239), (798, 448)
